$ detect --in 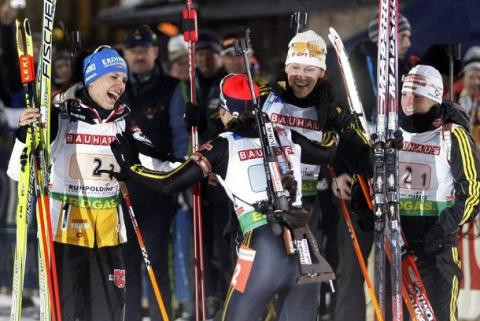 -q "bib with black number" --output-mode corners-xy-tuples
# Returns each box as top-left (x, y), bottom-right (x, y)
(49, 119), (126, 247)
(399, 126), (456, 217)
